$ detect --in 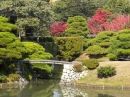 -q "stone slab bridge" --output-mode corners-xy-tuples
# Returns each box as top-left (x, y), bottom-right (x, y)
(17, 60), (88, 85)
